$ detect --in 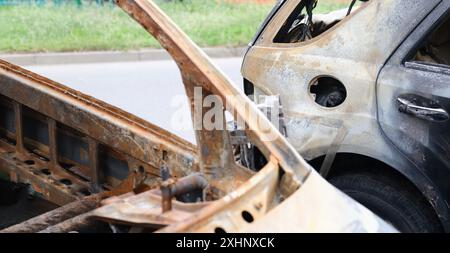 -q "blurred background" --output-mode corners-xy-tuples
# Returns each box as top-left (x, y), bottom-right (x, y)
(0, 0), (349, 53)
